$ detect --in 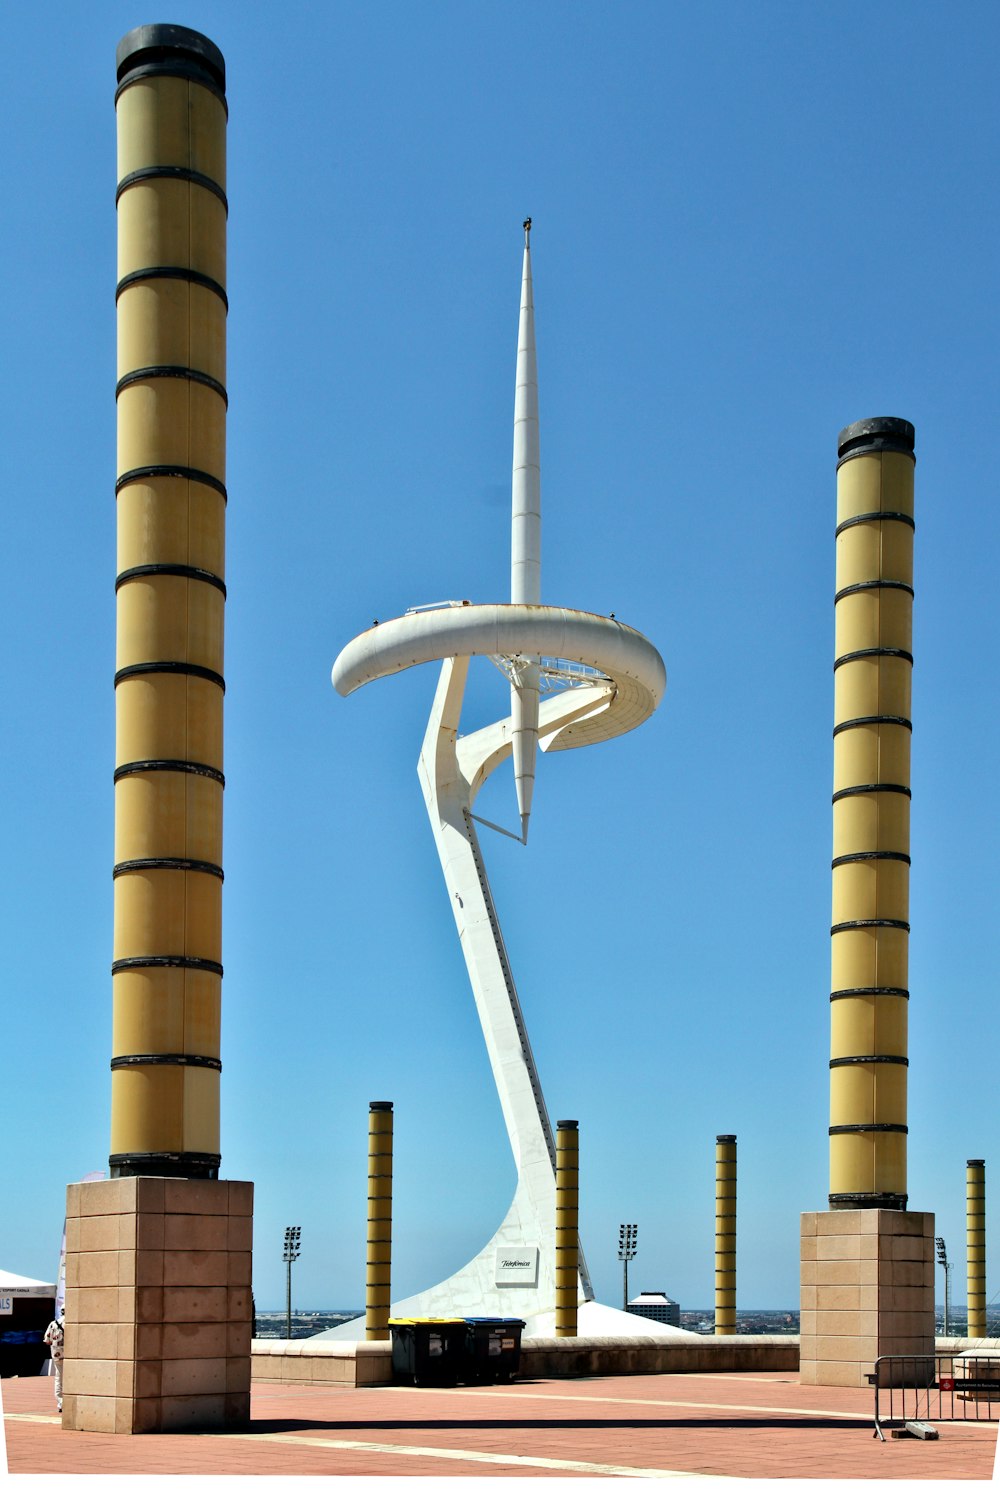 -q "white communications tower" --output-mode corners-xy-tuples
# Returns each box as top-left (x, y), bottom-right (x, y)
(331, 224), (669, 1332)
